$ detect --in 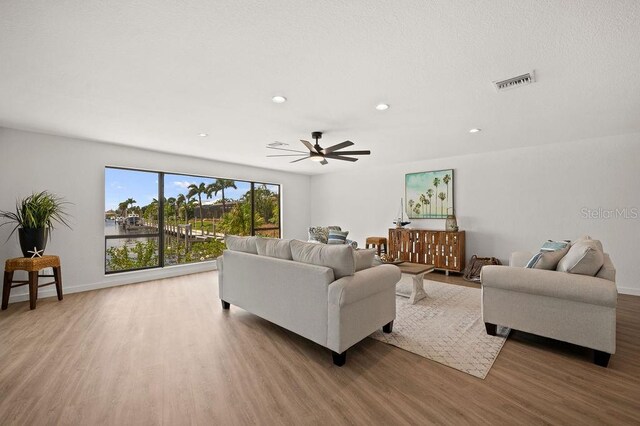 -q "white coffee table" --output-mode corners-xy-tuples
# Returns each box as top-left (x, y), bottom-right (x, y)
(396, 263), (435, 304)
